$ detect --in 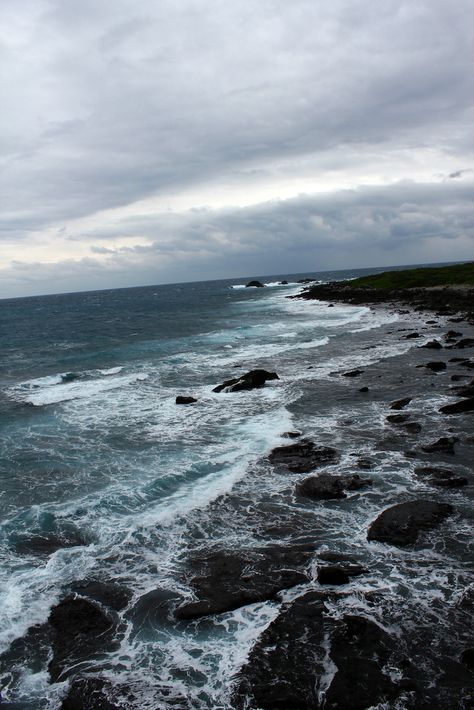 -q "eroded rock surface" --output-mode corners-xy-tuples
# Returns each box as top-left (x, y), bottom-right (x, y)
(367, 500), (454, 546)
